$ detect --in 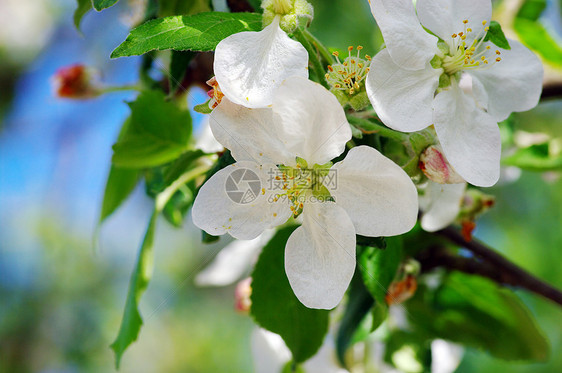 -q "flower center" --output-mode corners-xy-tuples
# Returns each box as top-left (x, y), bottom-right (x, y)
(325, 46), (371, 96)
(206, 77), (224, 110)
(271, 0), (293, 14)
(441, 20), (502, 76)
(270, 159), (333, 217)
